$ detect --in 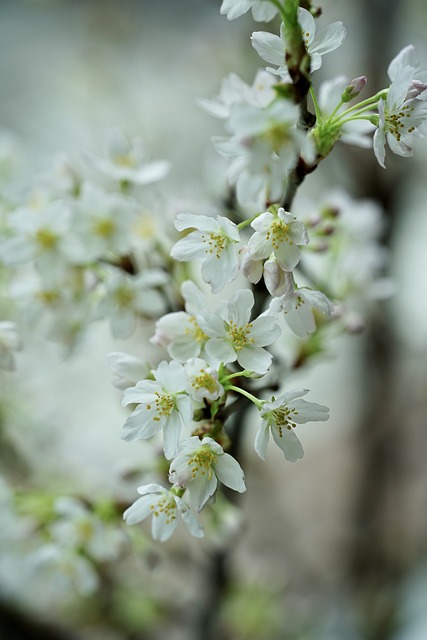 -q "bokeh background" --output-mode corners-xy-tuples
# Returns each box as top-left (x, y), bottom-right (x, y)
(1, 0), (427, 639)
